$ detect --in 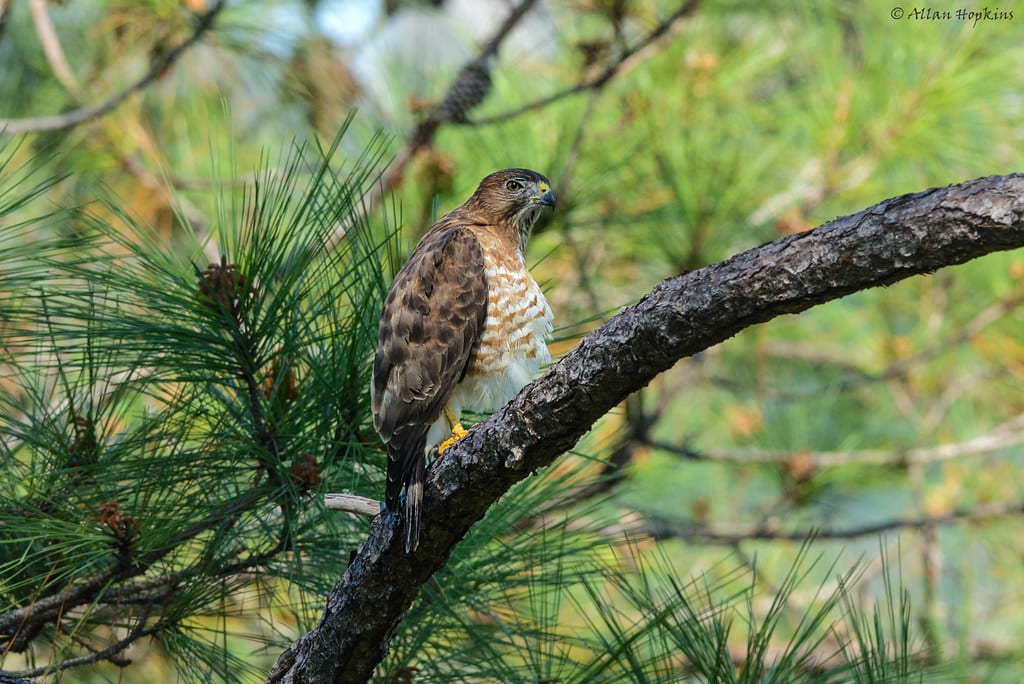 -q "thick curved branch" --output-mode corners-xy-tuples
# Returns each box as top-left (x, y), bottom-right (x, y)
(268, 174), (1024, 683)
(0, 1), (226, 136)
